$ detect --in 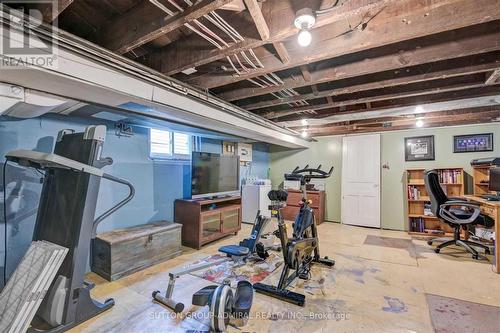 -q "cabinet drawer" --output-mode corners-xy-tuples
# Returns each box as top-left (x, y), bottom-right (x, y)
(283, 206), (321, 223)
(286, 191), (320, 208)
